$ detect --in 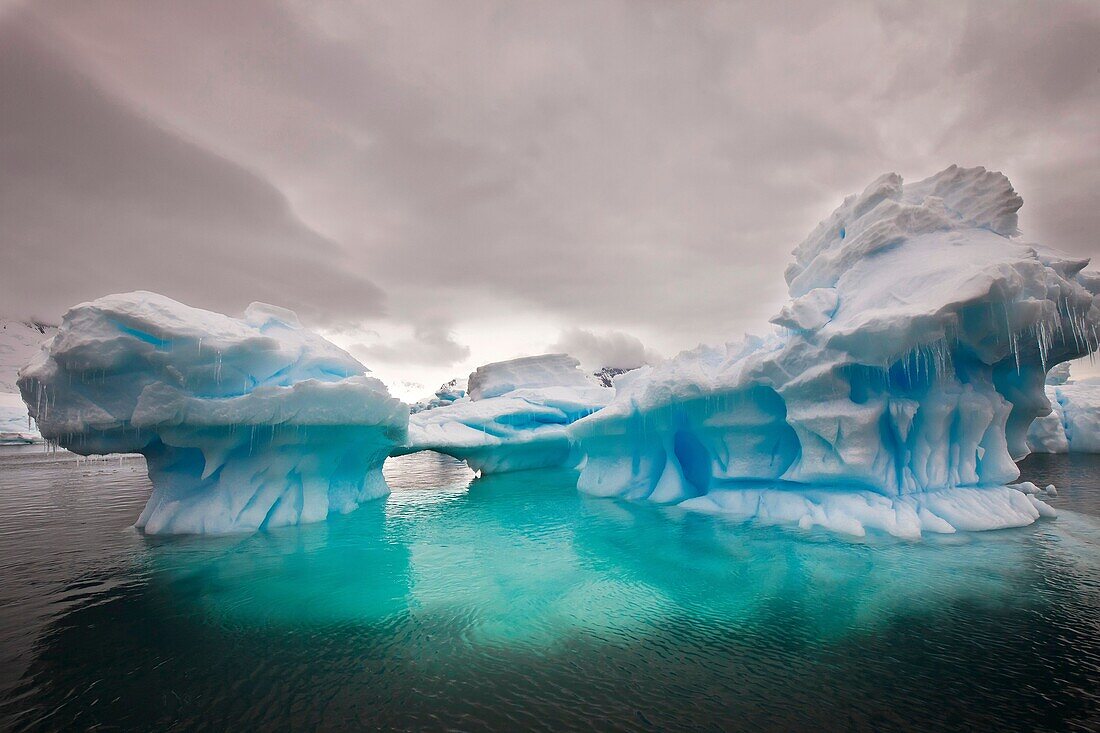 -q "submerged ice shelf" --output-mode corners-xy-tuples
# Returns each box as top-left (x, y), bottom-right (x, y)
(18, 293), (407, 534)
